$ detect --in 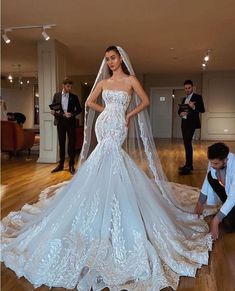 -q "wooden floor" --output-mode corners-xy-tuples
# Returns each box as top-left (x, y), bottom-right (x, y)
(1, 139), (235, 291)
